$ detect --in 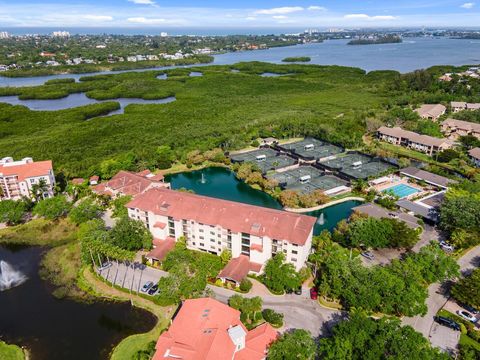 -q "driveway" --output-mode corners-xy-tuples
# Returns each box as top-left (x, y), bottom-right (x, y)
(403, 245), (480, 353)
(208, 284), (344, 337)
